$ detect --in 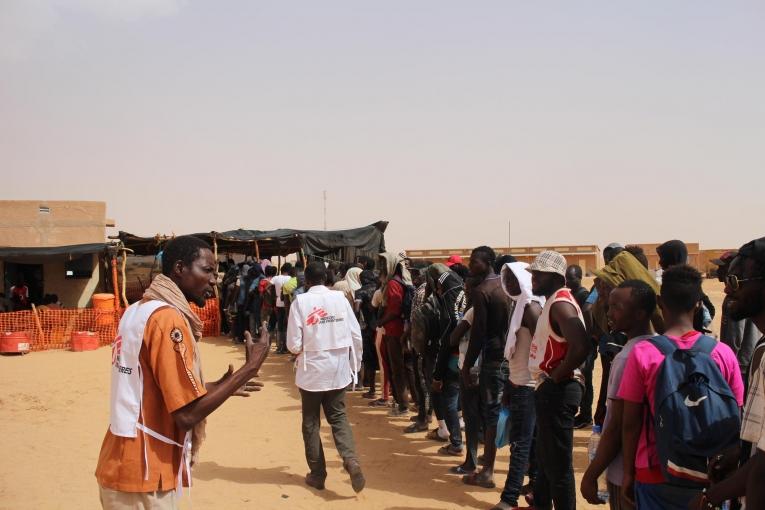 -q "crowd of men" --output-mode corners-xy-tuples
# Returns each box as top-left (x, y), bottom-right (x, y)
(96, 233), (765, 510)
(226, 238), (765, 510)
